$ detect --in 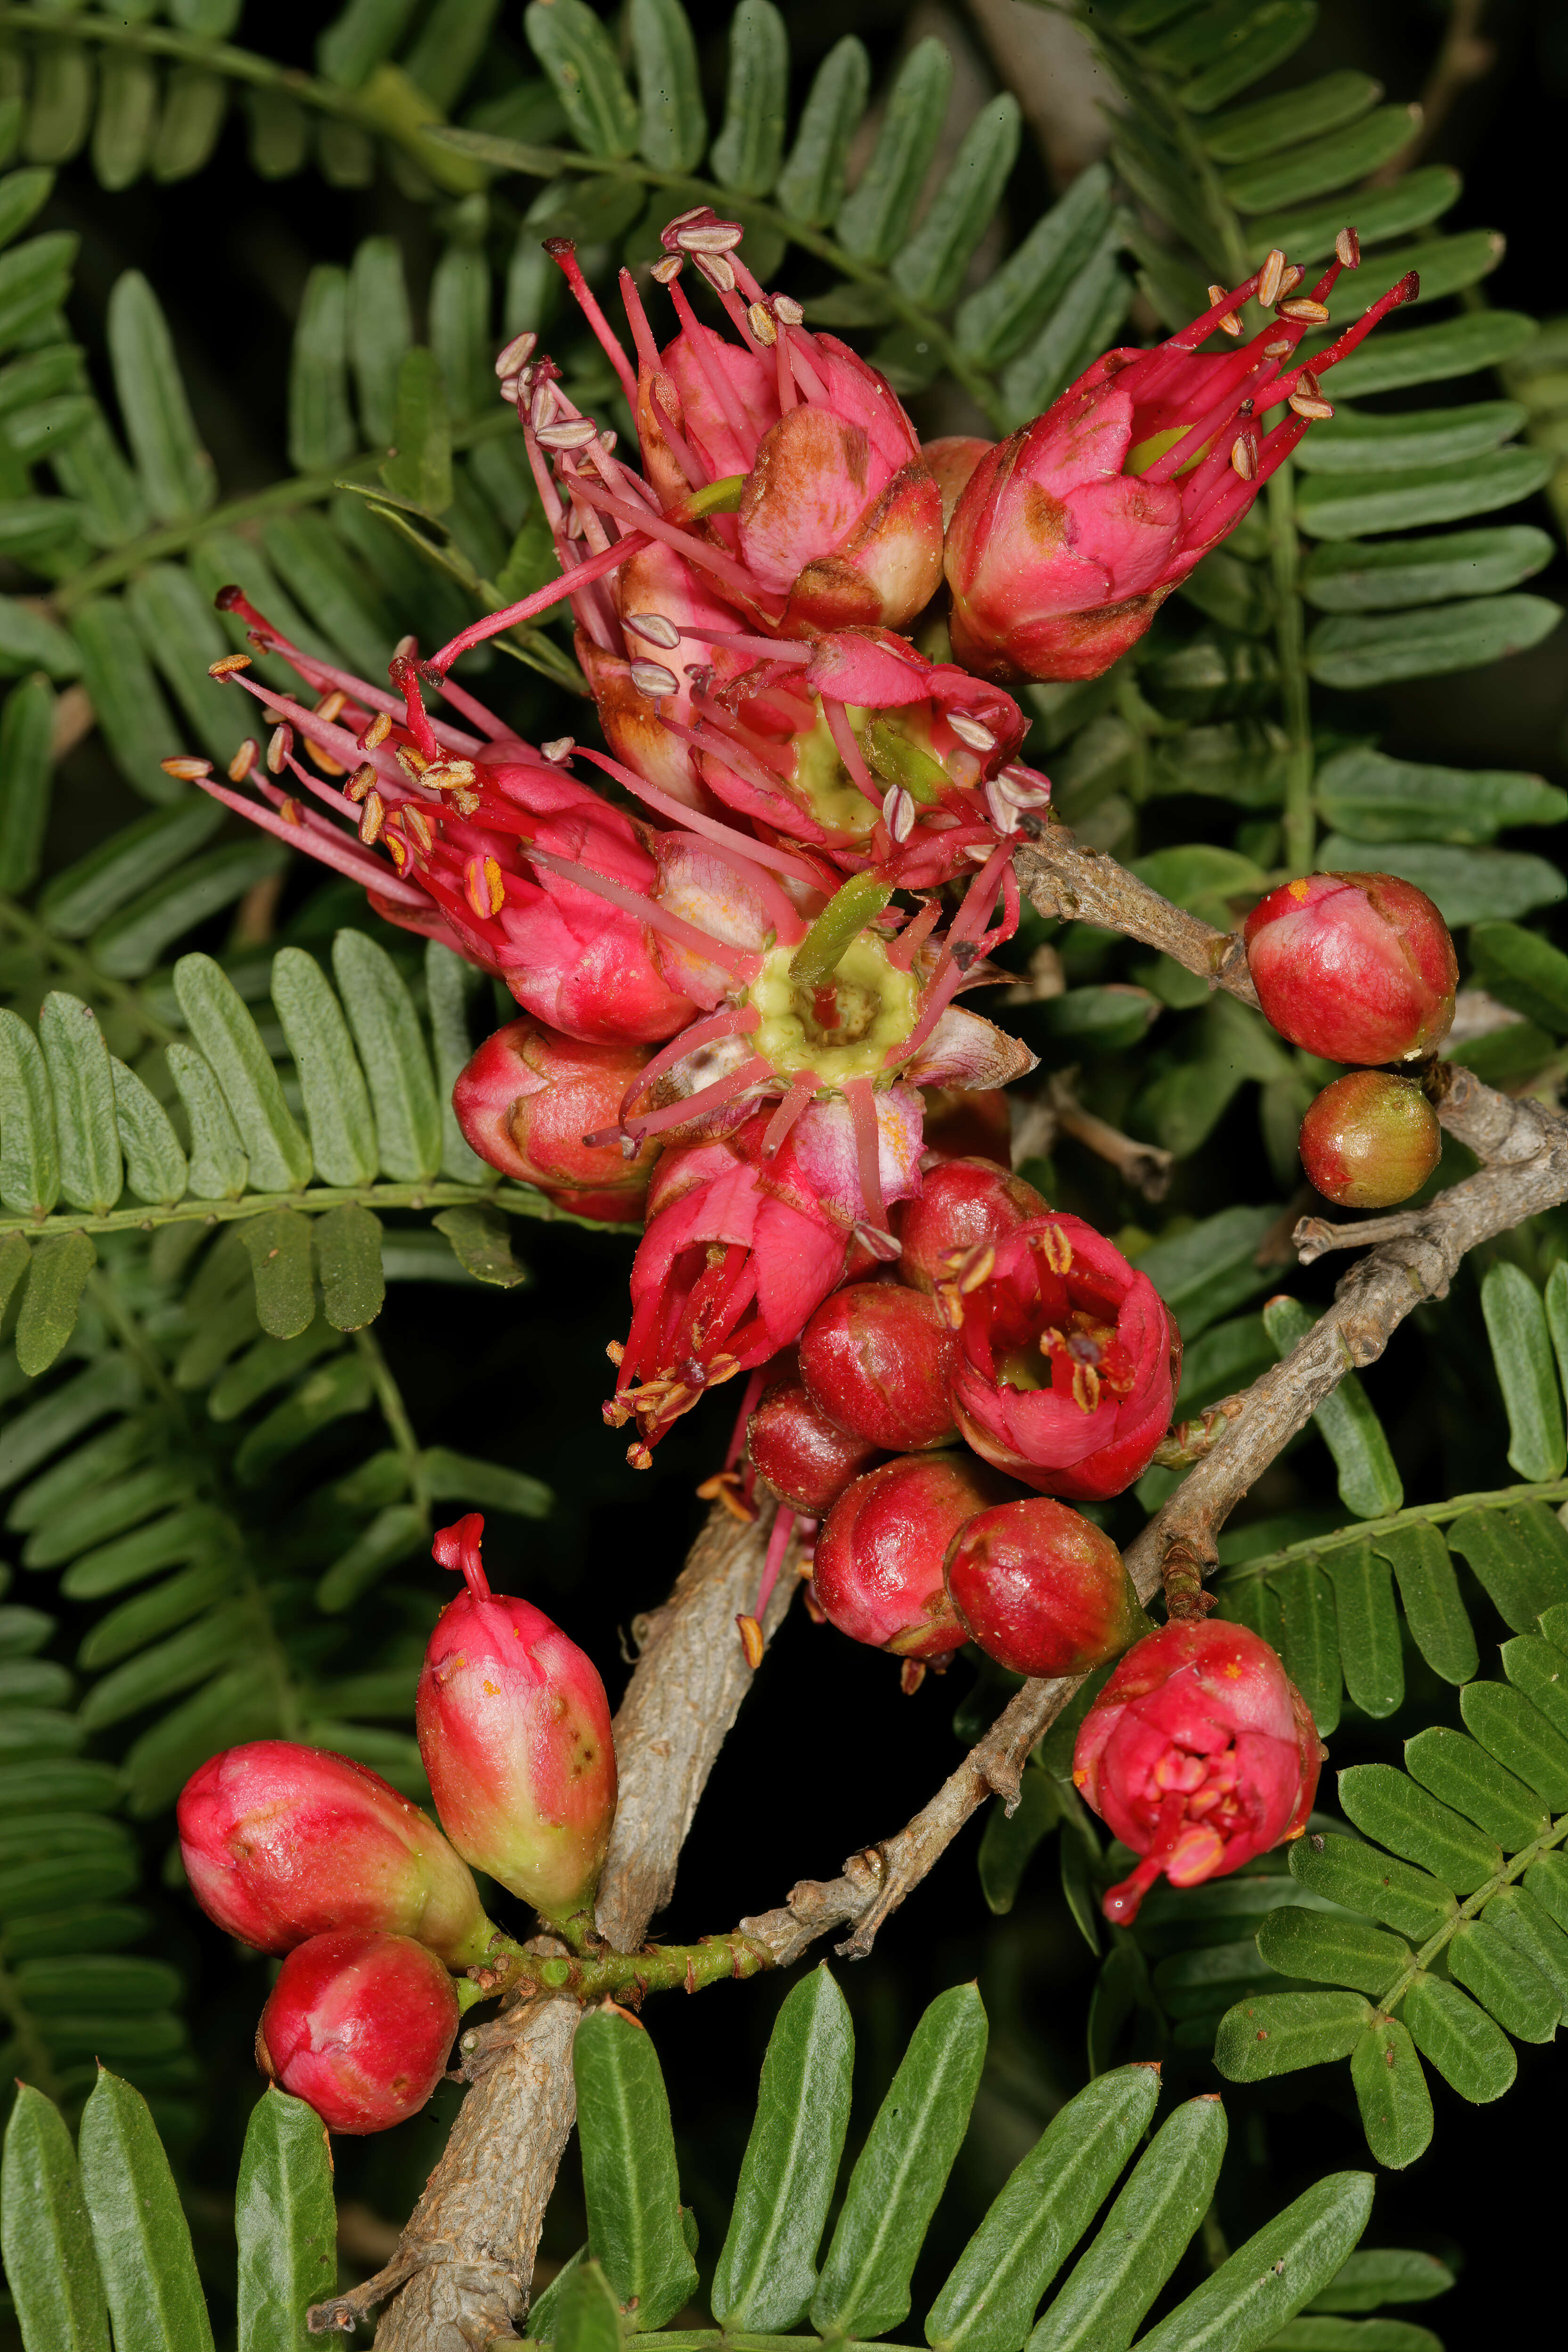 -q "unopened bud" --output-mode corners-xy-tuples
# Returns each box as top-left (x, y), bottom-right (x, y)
(1298, 1070), (1440, 1209)
(896, 1157), (1048, 1294)
(799, 1283), (958, 1453)
(1244, 871), (1456, 1063)
(255, 1929), (459, 2134)
(945, 1497), (1149, 1677)
(748, 1377), (882, 1516)
(814, 1452), (1018, 1660)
